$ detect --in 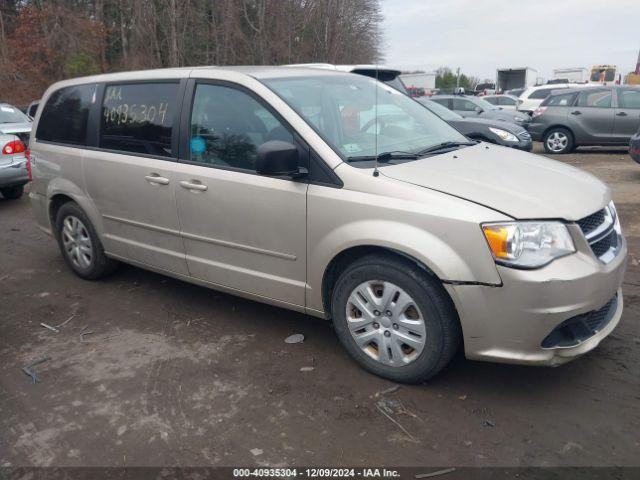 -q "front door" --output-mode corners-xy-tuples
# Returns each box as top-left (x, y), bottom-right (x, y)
(568, 88), (614, 144)
(174, 81), (307, 306)
(84, 81), (189, 275)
